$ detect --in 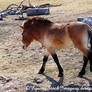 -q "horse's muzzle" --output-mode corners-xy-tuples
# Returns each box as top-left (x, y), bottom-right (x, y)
(22, 45), (27, 50)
